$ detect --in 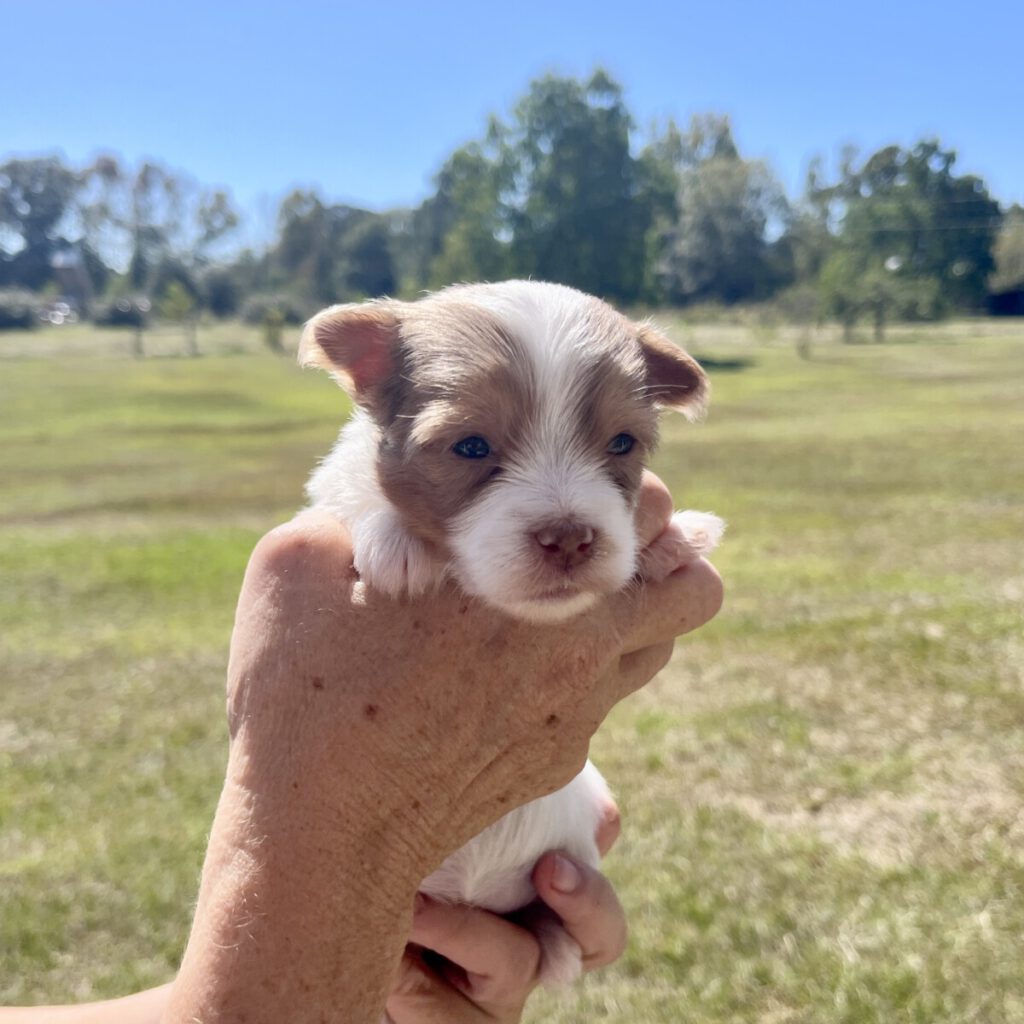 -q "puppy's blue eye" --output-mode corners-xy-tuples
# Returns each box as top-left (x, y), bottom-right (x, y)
(607, 433), (635, 455)
(452, 436), (491, 459)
